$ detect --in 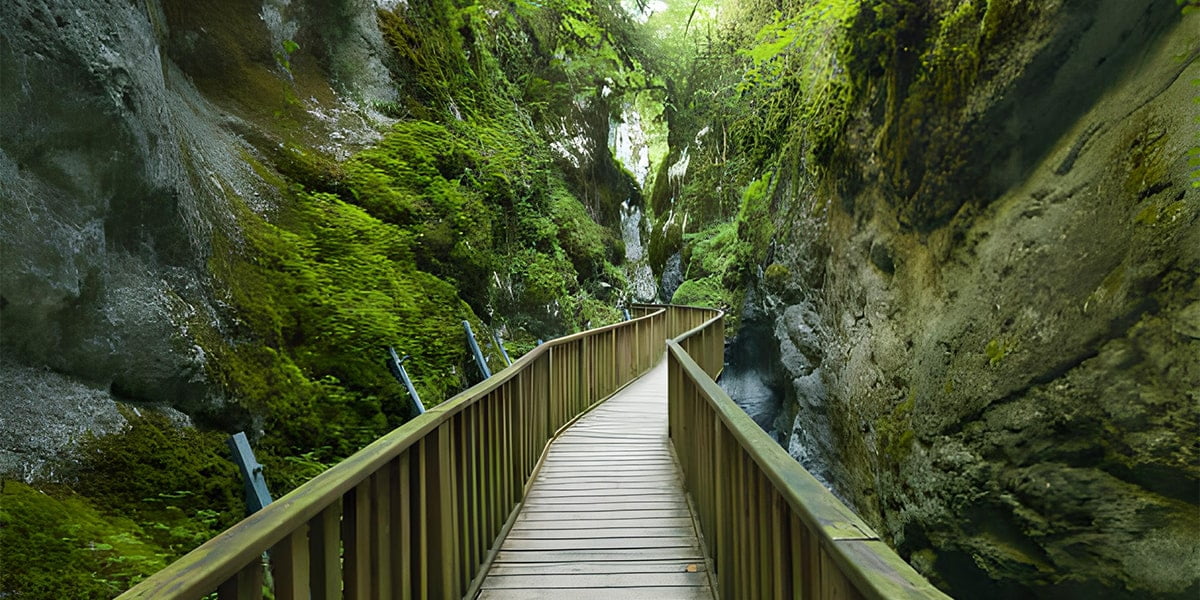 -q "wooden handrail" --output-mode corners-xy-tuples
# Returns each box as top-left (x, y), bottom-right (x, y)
(661, 304), (950, 600)
(117, 308), (669, 600)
